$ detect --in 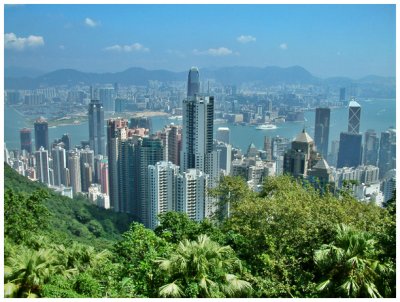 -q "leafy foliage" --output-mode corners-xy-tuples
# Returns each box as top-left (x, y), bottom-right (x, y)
(314, 224), (393, 297)
(3, 164), (395, 298)
(156, 234), (252, 297)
